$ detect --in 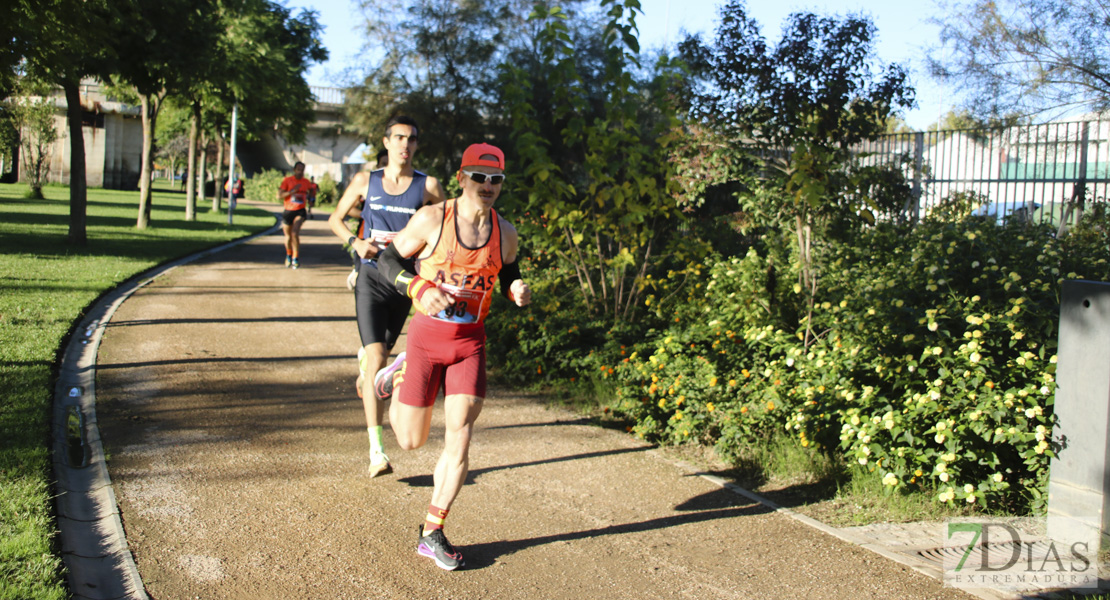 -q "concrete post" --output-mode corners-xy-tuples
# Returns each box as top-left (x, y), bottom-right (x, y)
(1047, 279), (1110, 547)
